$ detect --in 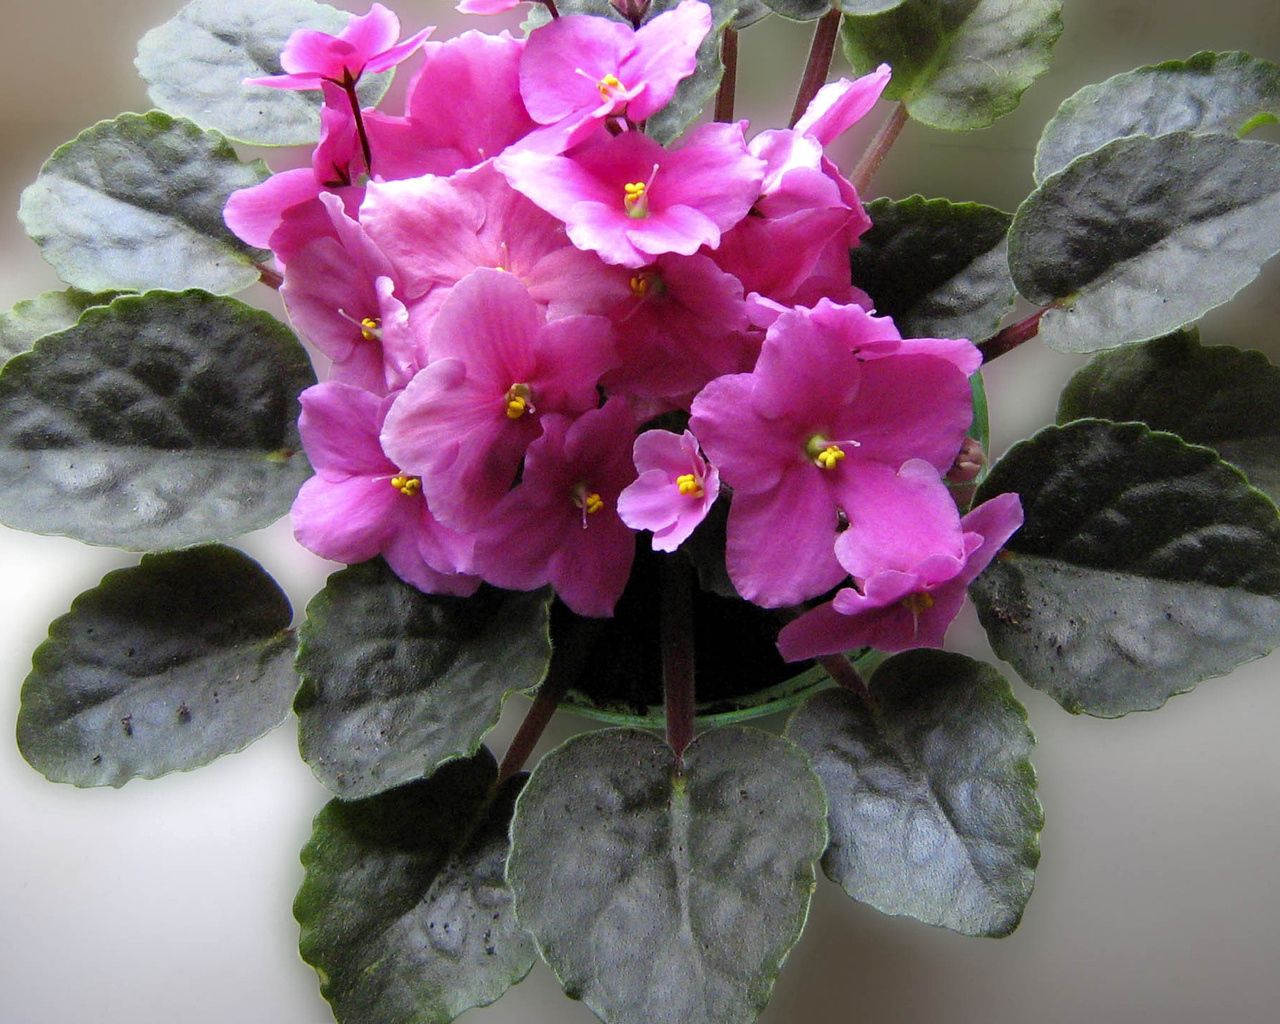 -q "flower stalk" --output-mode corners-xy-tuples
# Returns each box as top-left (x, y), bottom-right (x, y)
(789, 10), (842, 127)
(714, 27), (739, 123)
(662, 556), (697, 769)
(978, 307), (1049, 363)
(850, 102), (908, 194)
